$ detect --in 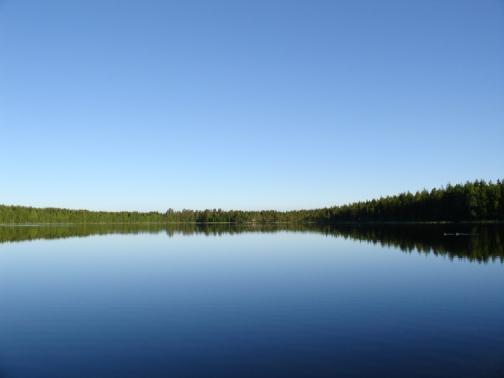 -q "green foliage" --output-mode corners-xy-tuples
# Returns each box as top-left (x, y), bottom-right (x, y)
(322, 179), (504, 223)
(0, 206), (166, 224)
(0, 179), (503, 224)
